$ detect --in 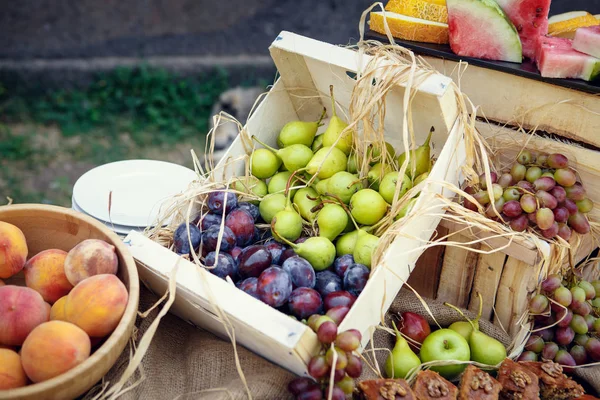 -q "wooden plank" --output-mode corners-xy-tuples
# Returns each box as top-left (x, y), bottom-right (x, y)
(424, 56), (600, 148)
(494, 257), (543, 337)
(407, 225), (449, 299)
(436, 233), (481, 308)
(468, 252), (507, 321)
